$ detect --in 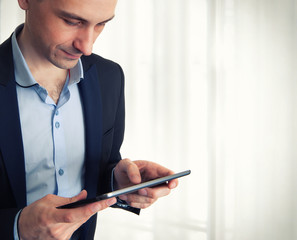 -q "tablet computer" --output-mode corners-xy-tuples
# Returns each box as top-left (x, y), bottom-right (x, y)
(58, 169), (191, 209)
